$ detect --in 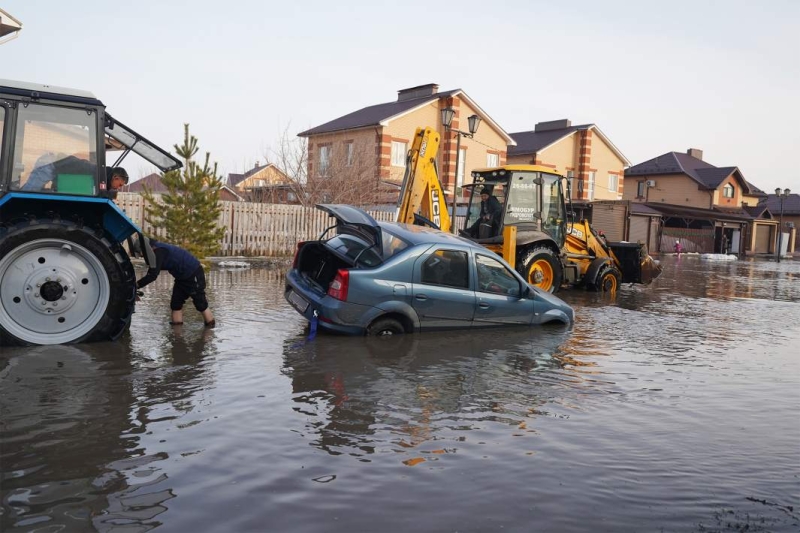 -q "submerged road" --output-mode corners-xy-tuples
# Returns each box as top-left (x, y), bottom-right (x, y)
(1, 256), (798, 532)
